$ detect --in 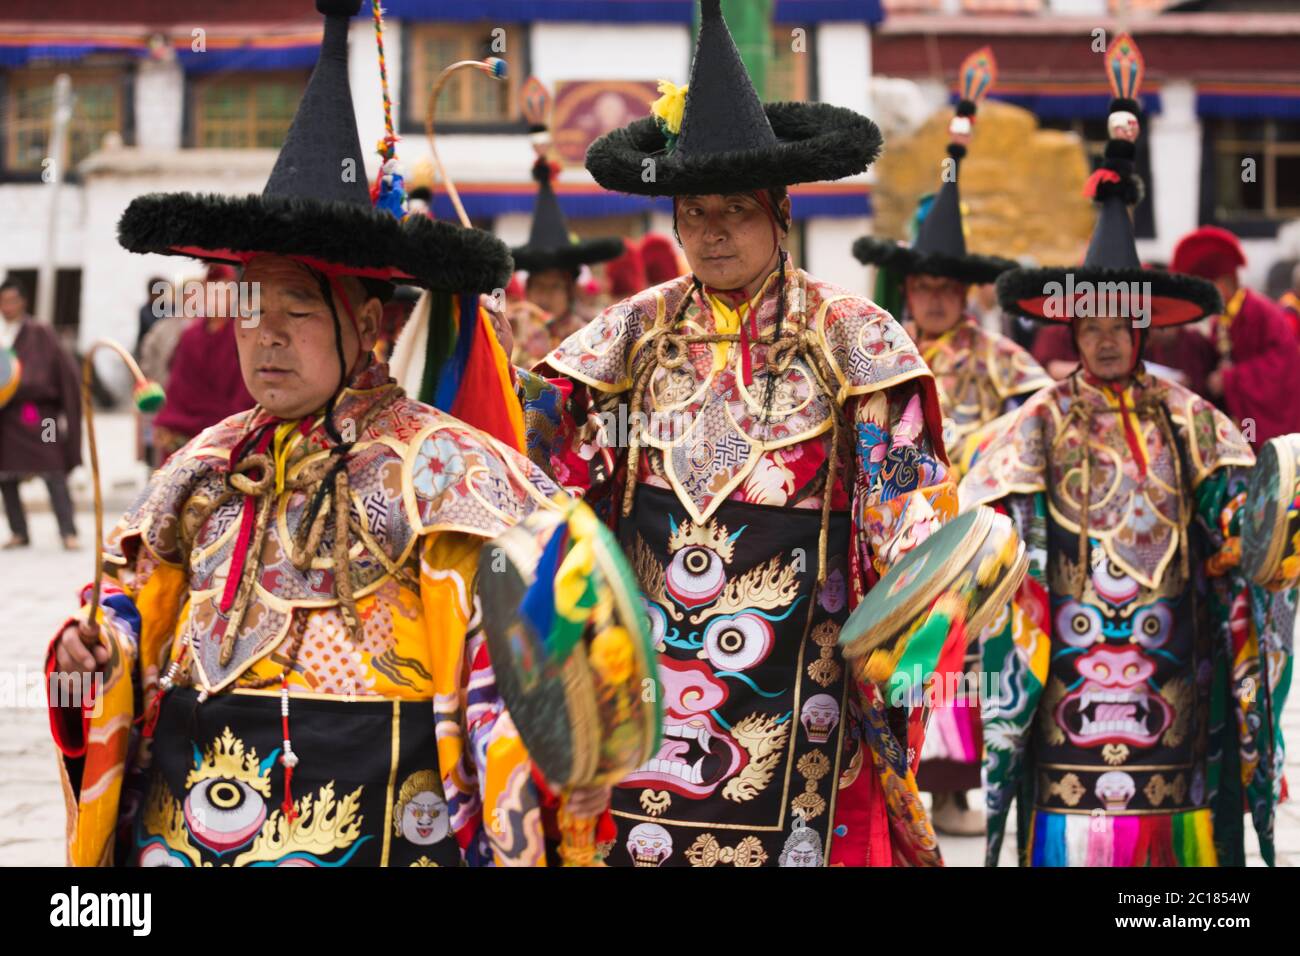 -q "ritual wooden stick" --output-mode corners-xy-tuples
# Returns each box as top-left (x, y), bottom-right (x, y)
(80, 339), (164, 626)
(424, 58), (508, 228)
